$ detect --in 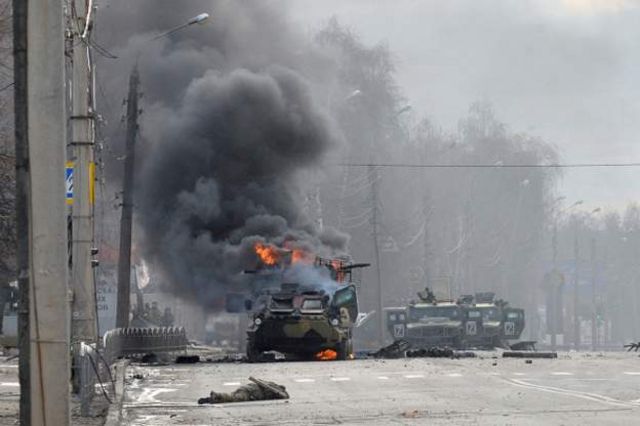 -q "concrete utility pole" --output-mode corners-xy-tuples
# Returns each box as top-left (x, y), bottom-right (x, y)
(25, 0), (71, 423)
(70, 0), (98, 344)
(116, 66), (140, 328)
(368, 165), (384, 346)
(590, 236), (597, 351)
(12, 0), (30, 421)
